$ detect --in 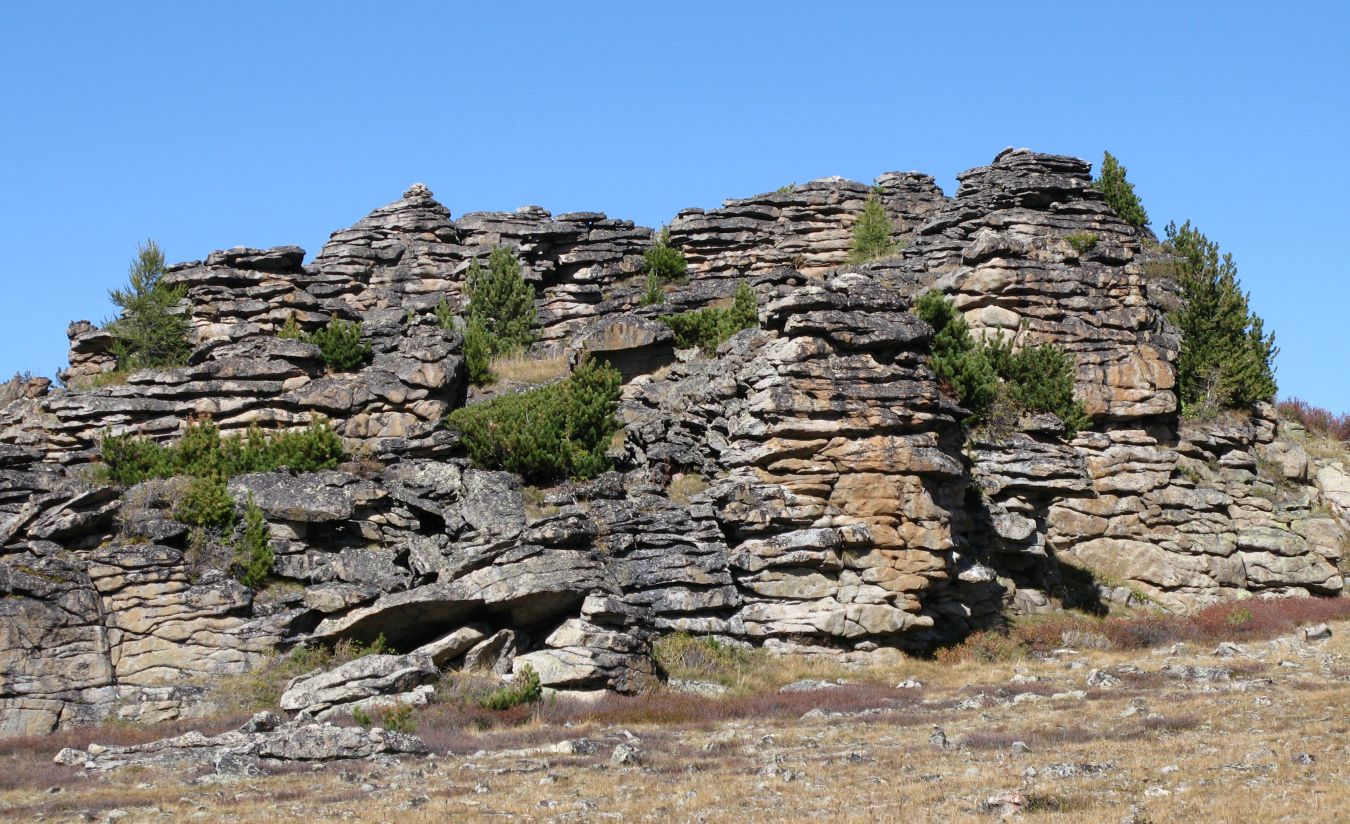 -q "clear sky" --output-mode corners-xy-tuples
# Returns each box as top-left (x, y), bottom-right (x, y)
(2, 2), (1347, 412)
